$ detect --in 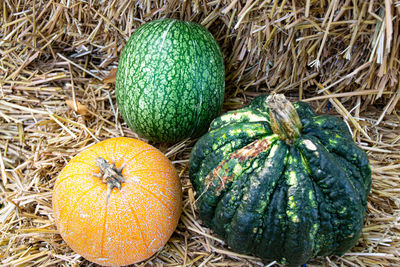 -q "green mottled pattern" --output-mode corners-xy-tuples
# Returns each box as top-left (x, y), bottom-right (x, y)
(115, 19), (225, 142)
(189, 94), (371, 266)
